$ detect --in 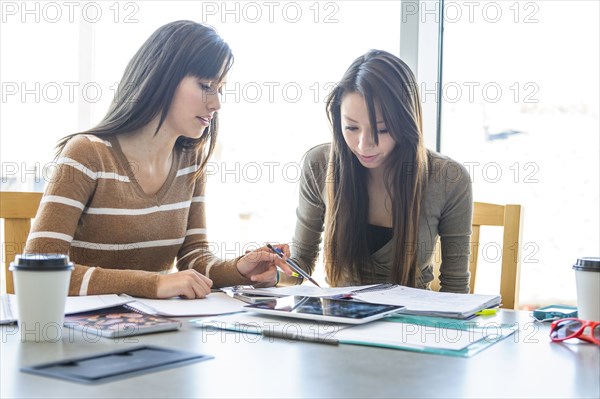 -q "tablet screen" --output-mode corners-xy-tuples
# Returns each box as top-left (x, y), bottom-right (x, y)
(244, 296), (403, 324)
